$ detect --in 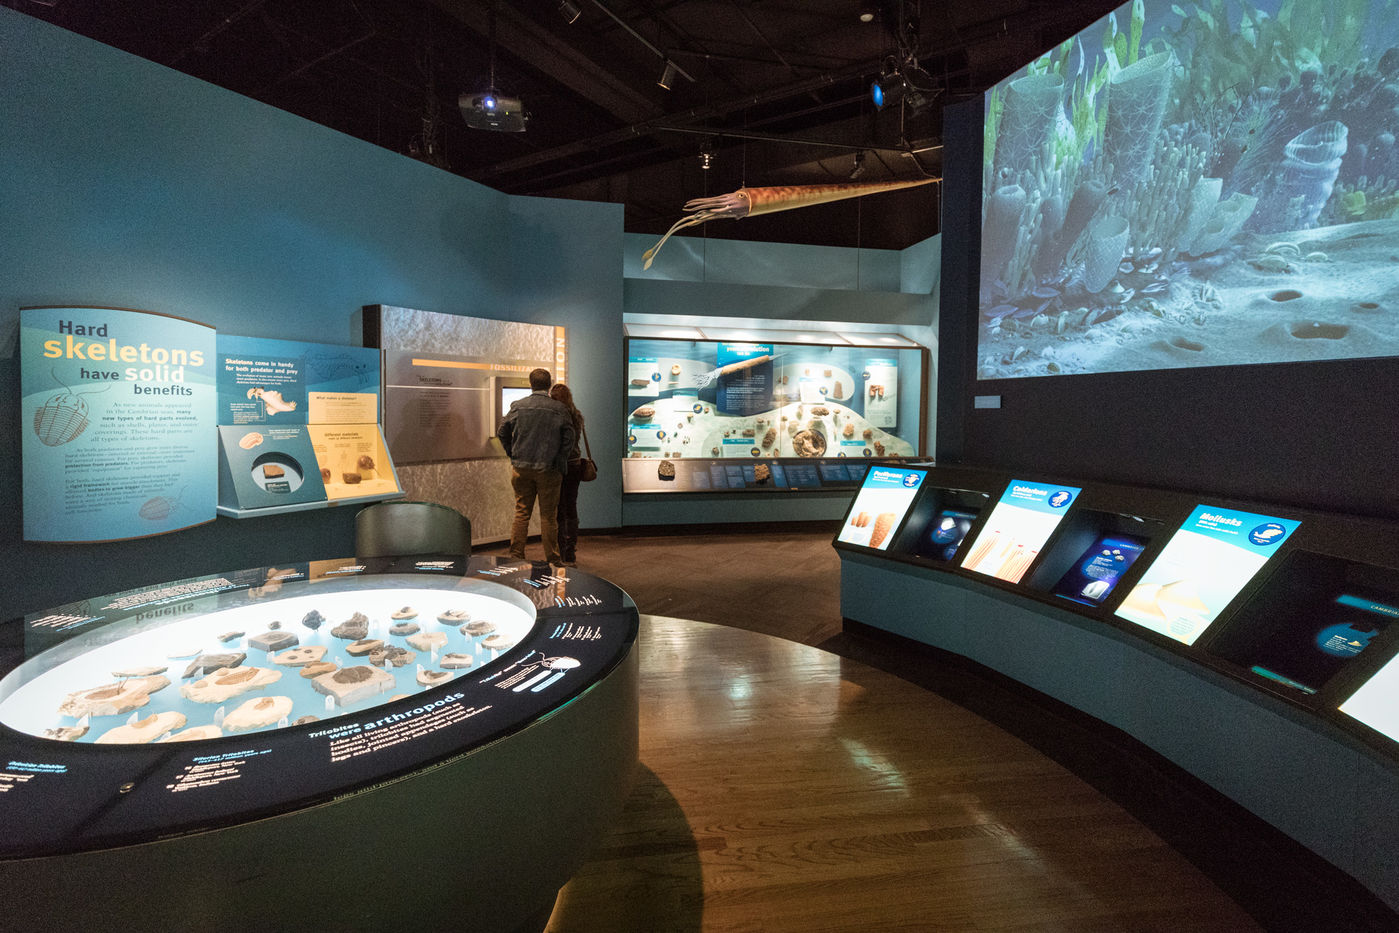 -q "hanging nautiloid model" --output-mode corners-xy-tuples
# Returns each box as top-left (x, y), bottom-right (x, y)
(642, 178), (938, 269)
